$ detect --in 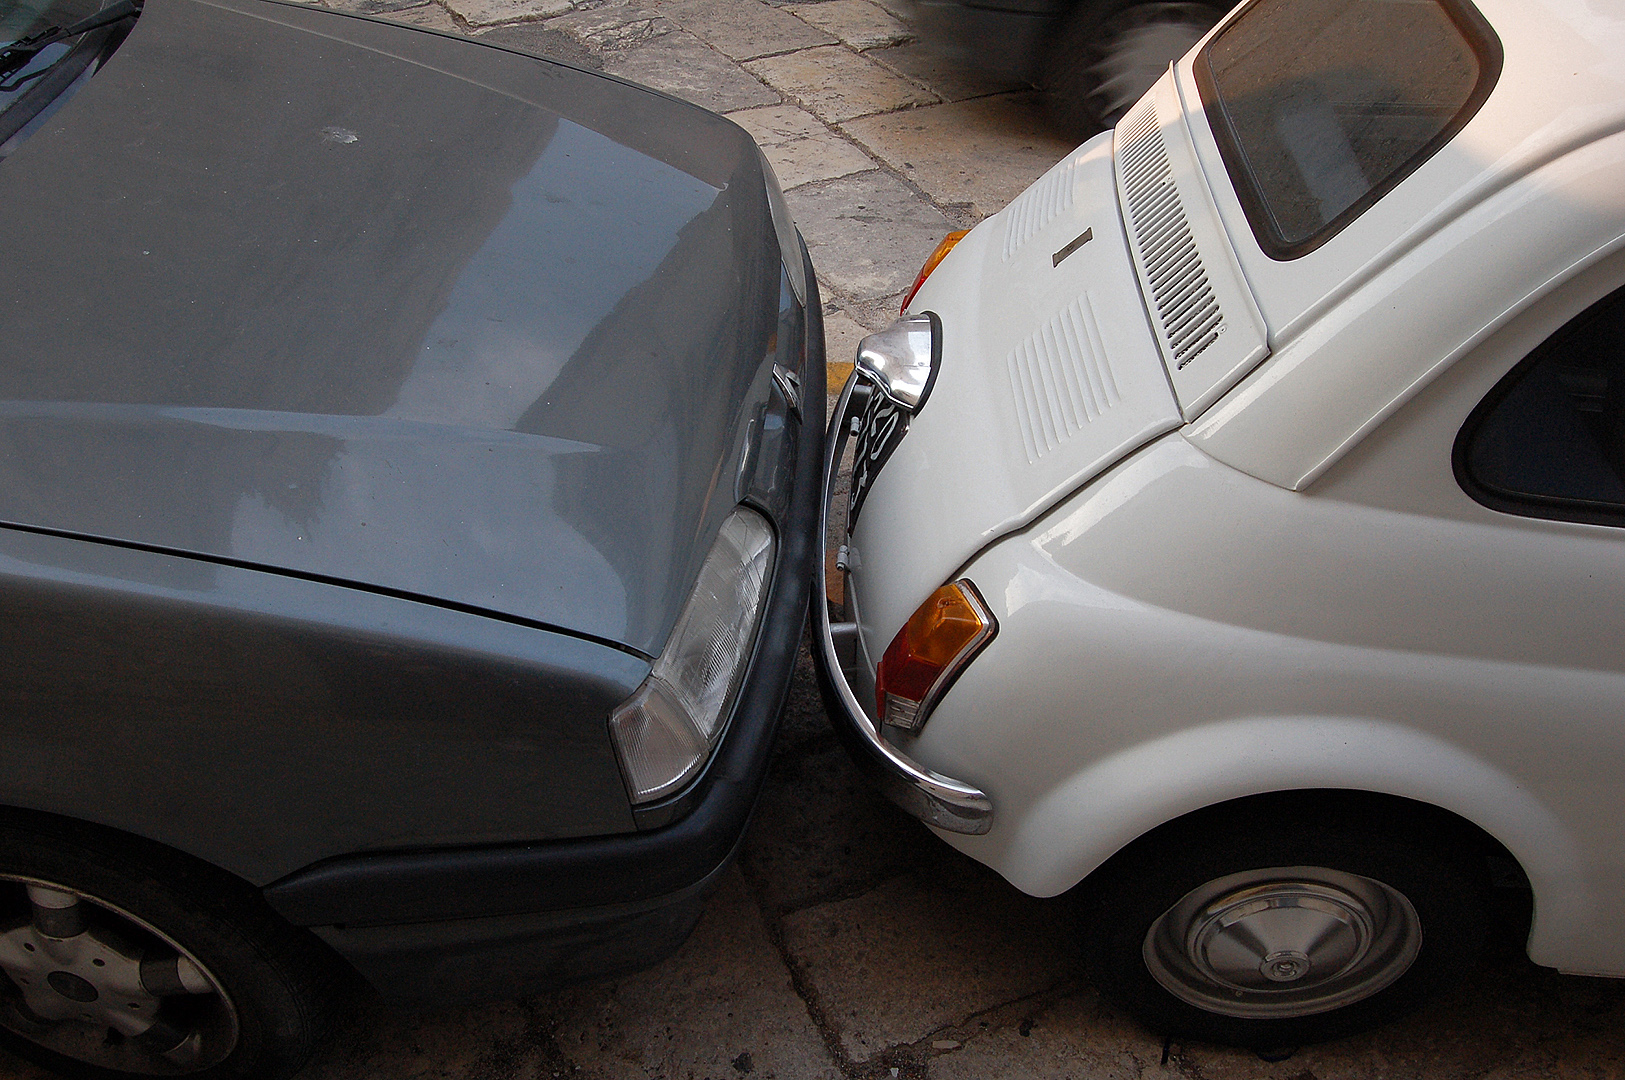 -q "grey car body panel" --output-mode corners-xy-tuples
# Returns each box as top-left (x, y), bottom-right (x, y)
(0, 0), (783, 658)
(0, 525), (650, 883)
